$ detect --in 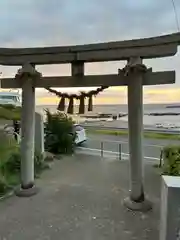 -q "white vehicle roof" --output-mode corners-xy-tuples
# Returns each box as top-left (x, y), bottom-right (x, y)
(0, 92), (20, 97)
